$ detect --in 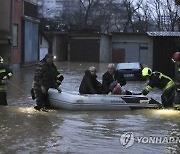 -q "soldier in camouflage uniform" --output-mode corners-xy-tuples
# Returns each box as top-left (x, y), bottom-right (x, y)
(33, 54), (61, 111)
